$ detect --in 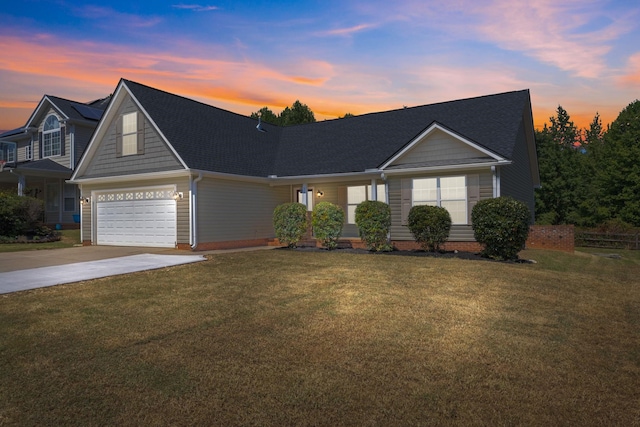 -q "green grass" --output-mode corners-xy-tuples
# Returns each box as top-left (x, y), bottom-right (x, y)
(0, 229), (81, 252)
(1, 248), (639, 426)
